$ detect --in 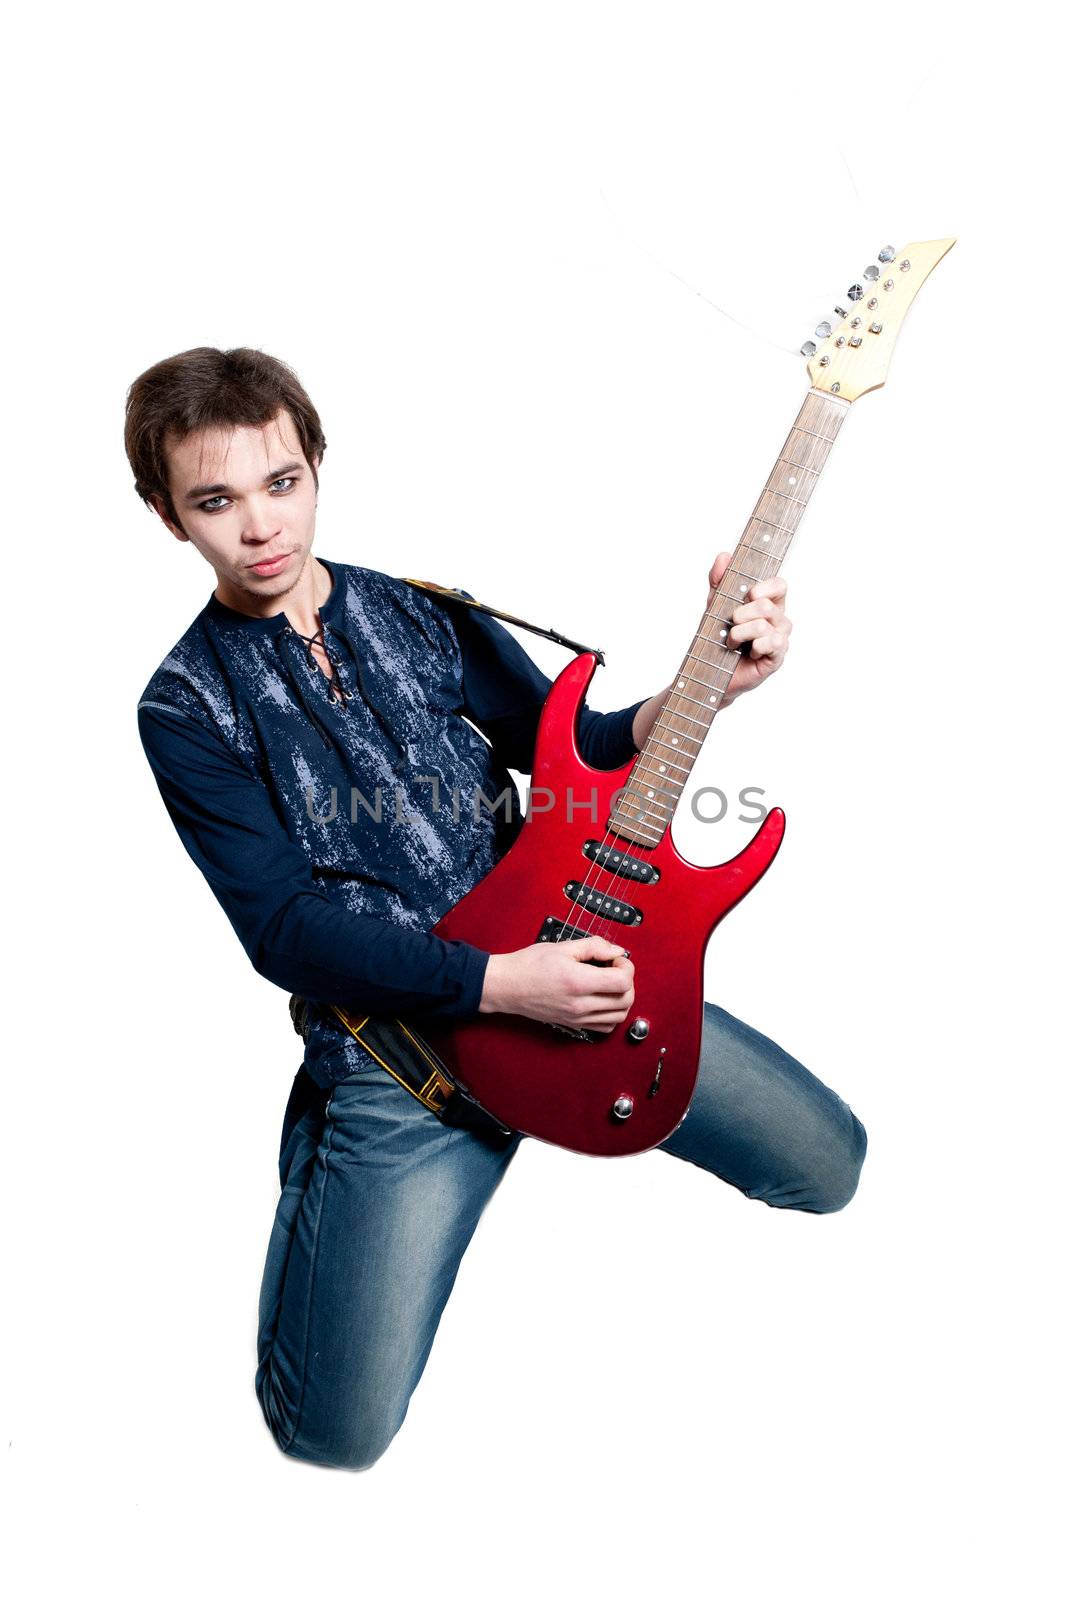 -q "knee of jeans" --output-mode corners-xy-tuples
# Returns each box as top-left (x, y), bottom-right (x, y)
(262, 1415), (400, 1472)
(282, 1426), (398, 1472)
(807, 1110), (868, 1213)
(263, 1393), (406, 1472)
